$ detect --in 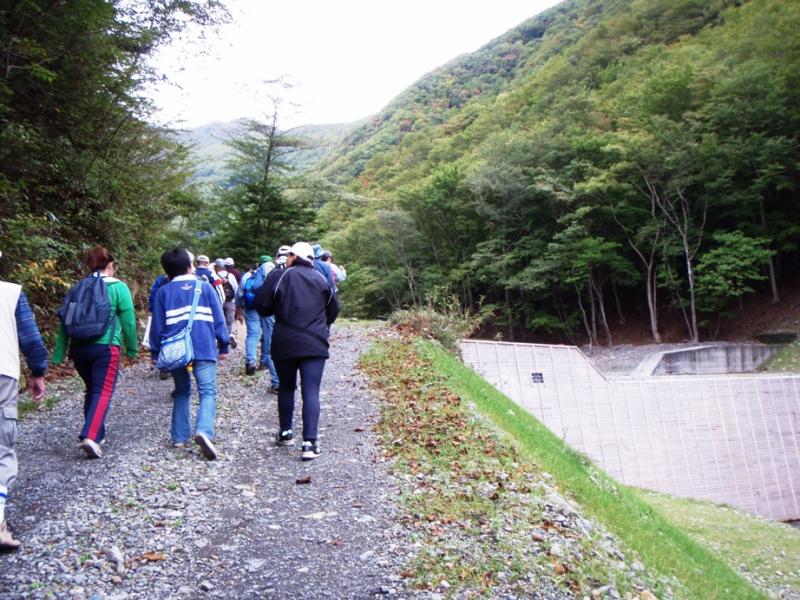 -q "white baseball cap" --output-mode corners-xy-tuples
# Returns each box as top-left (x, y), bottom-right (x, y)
(288, 242), (314, 262)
